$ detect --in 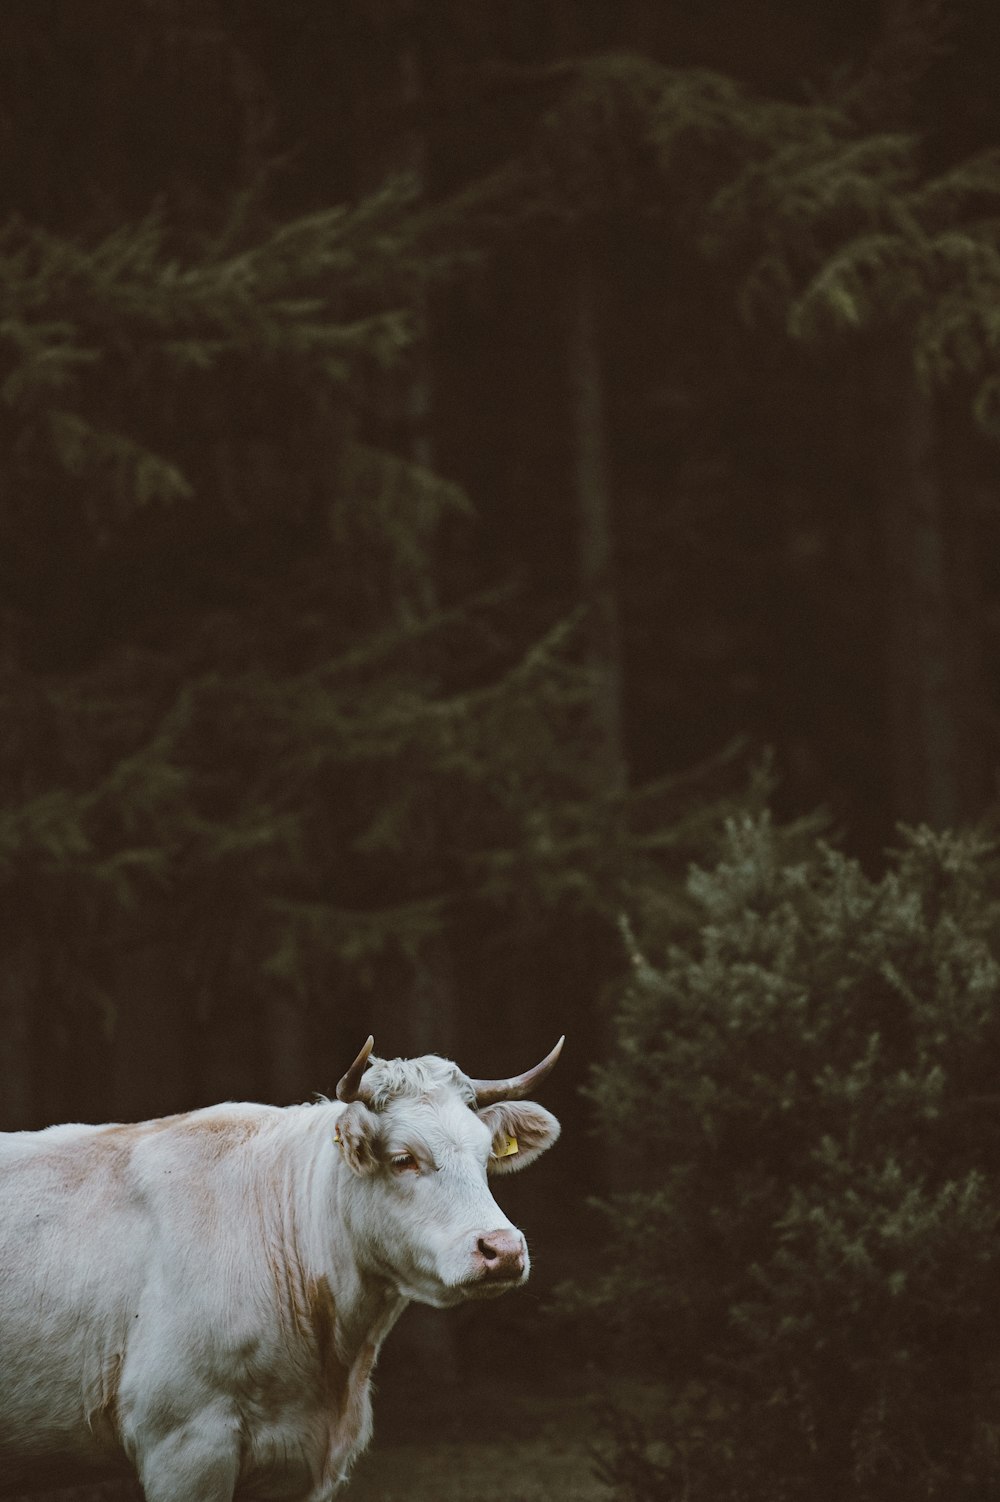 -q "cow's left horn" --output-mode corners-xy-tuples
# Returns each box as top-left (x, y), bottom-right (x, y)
(470, 1036), (565, 1107)
(336, 1035), (375, 1103)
